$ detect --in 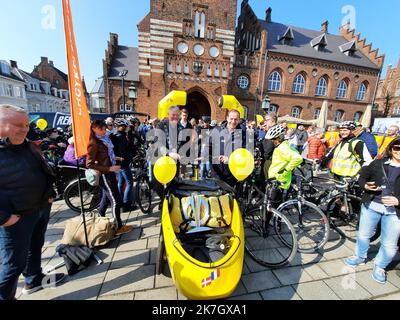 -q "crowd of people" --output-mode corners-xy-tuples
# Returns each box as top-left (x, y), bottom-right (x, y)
(1, 102), (400, 300)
